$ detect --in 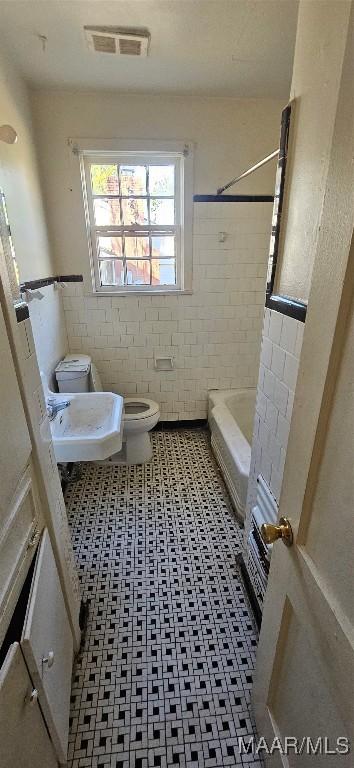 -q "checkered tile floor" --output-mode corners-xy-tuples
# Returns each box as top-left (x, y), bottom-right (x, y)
(66, 429), (263, 767)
